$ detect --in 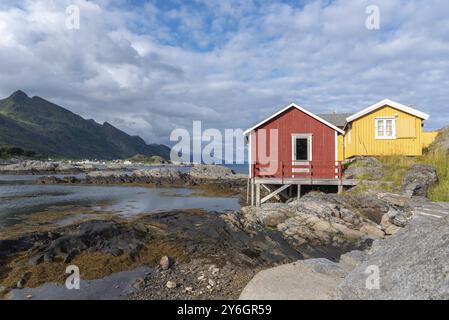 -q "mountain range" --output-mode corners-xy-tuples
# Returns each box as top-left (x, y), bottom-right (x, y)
(0, 90), (170, 160)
